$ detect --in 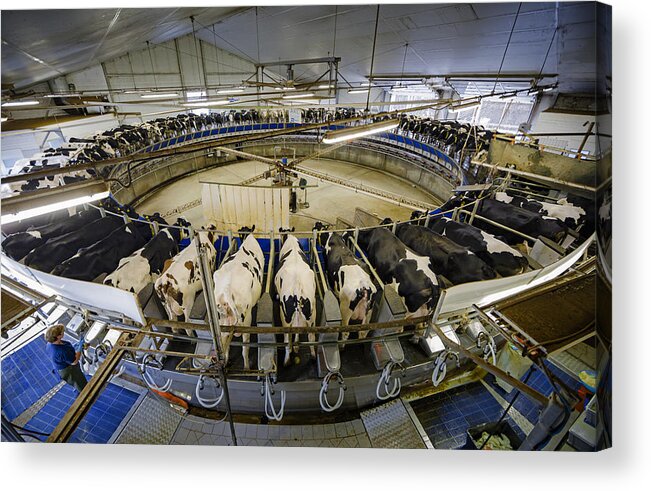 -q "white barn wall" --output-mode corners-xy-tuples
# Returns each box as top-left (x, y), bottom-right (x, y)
(530, 111), (602, 156)
(102, 34), (255, 102)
